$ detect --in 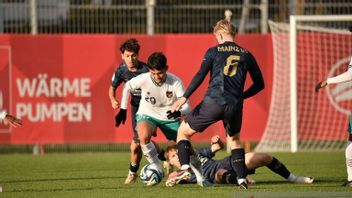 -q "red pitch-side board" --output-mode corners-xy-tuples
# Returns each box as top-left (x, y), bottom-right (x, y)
(0, 34), (273, 144)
